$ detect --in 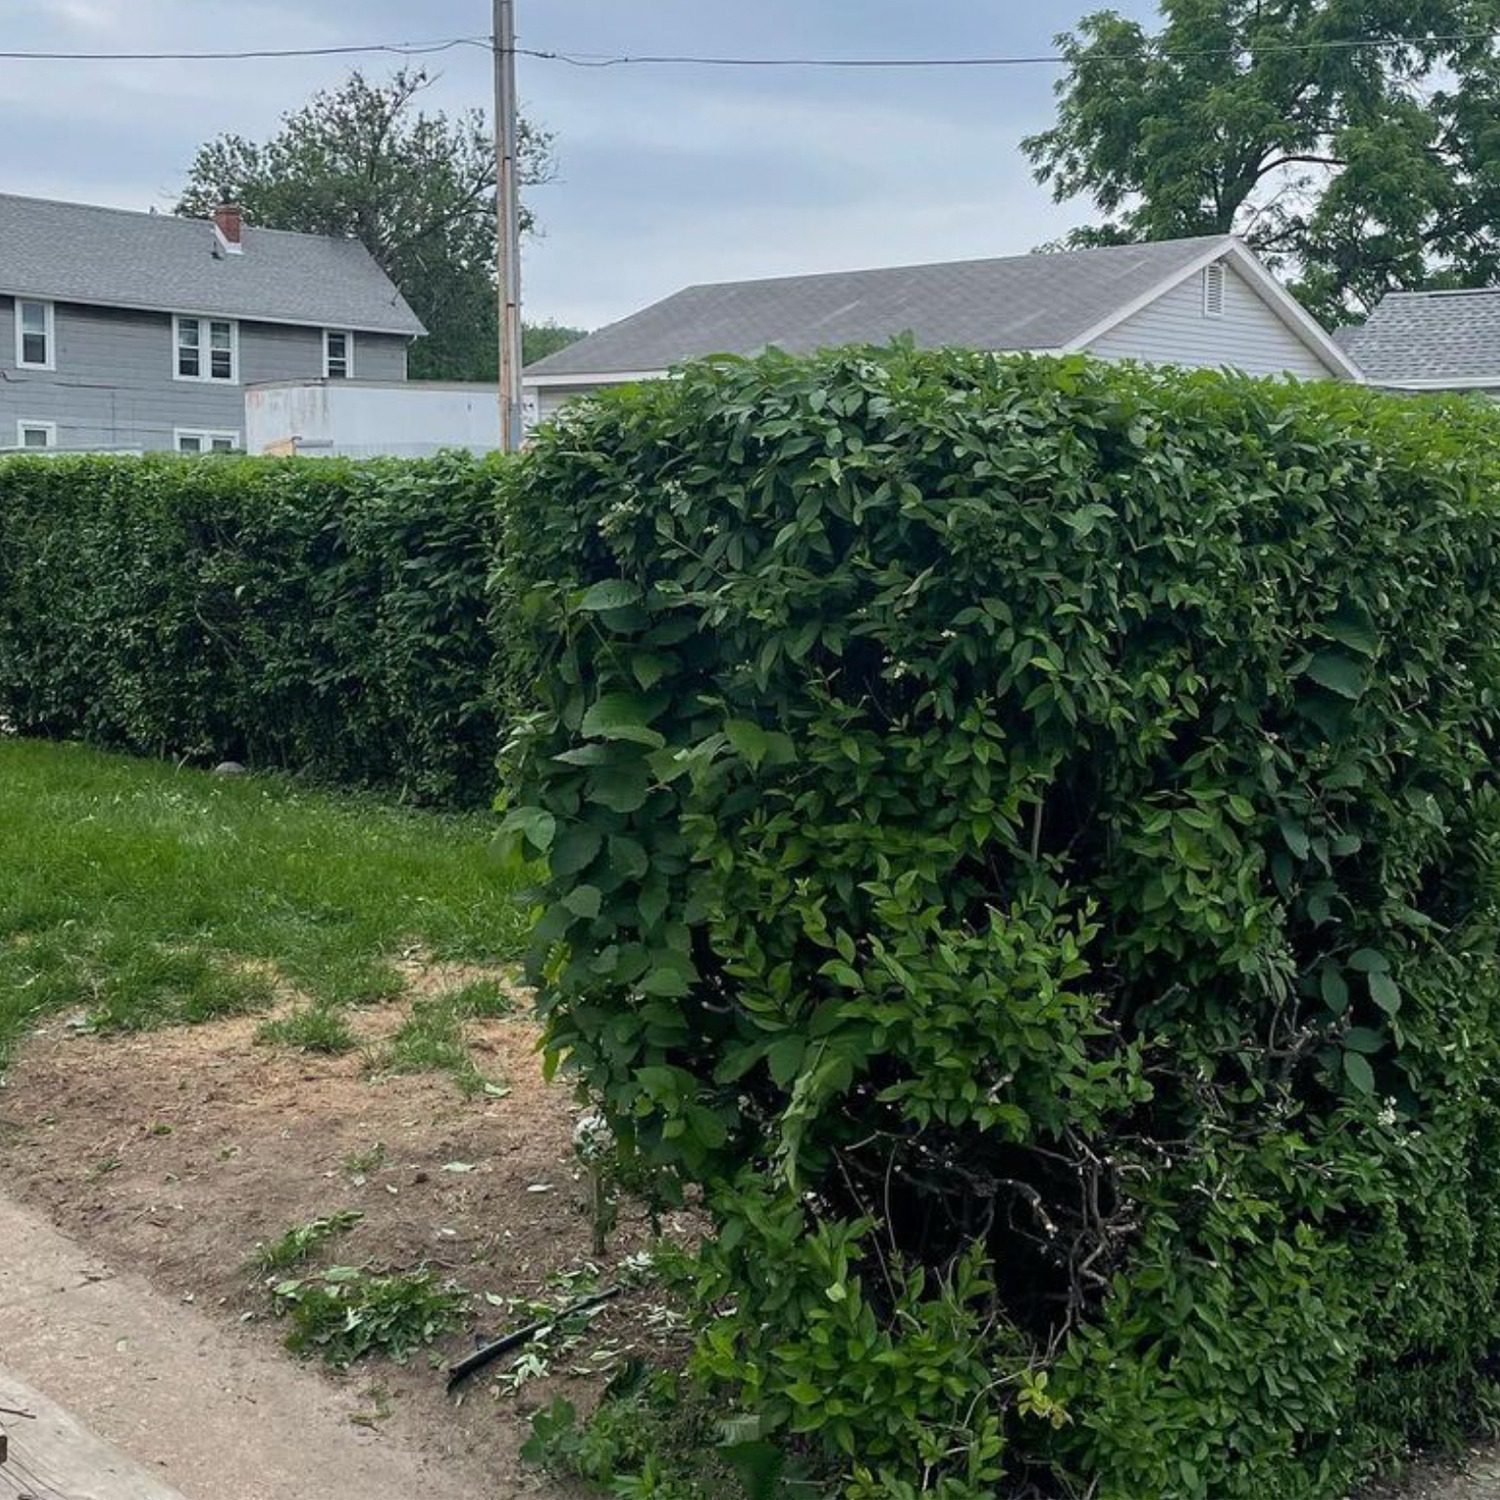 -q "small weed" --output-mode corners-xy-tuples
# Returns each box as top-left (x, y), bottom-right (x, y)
(342, 1142), (388, 1178)
(256, 1006), (357, 1055)
(349, 1383), (394, 1429)
(522, 1370), (791, 1497)
(253, 1209), (364, 1273)
(447, 977), (516, 1019)
(271, 1266), (467, 1368)
(375, 995), (502, 1096)
(90, 1155), (122, 1179)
